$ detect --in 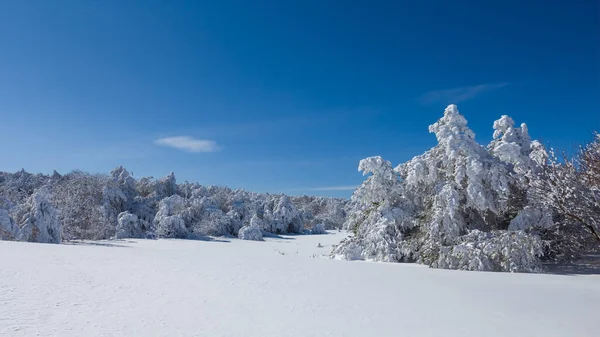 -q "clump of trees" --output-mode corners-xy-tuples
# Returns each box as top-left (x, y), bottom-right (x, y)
(0, 167), (348, 243)
(333, 105), (598, 272)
